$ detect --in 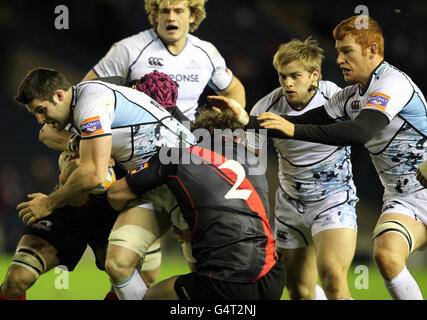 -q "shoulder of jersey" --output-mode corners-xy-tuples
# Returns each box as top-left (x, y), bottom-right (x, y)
(378, 63), (412, 87)
(318, 80), (342, 99)
(187, 34), (220, 55)
(117, 29), (158, 50)
(251, 87), (284, 114)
